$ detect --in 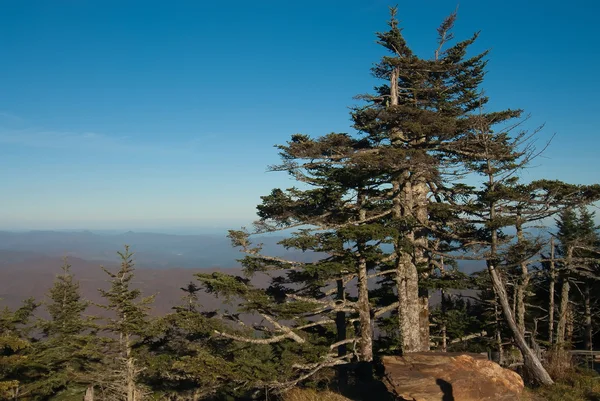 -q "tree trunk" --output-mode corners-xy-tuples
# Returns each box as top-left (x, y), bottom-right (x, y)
(548, 238), (556, 345)
(357, 260), (373, 362)
(556, 278), (570, 346)
(389, 67), (422, 354)
(125, 334), (136, 401)
(512, 286), (517, 323)
(395, 237), (421, 353)
(356, 195), (373, 362)
(566, 304), (574, 346)
(441, 289), (447, 352)
(483, 168), (552, 384)
(419, 289), (430, 351)
(584, 284), (593, 351)
(494, 298), (504, 365)
(414, 180), (430, 351)
(335, 279), (348, 388)
(516, 285), (526, 335)
(489, 264), (554, 385)
(556, 245), (573, 347)
(515, 217), (530, 335)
